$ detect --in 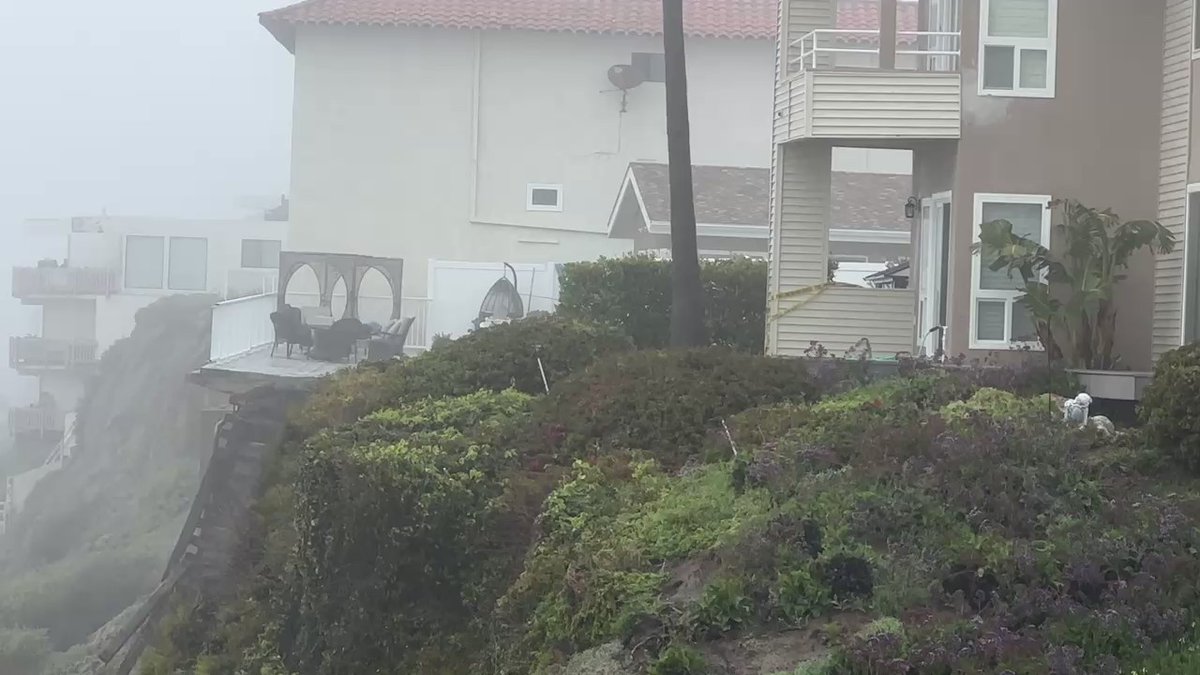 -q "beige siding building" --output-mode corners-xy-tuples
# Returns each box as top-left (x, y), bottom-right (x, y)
(769, 0), (1176, 370)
